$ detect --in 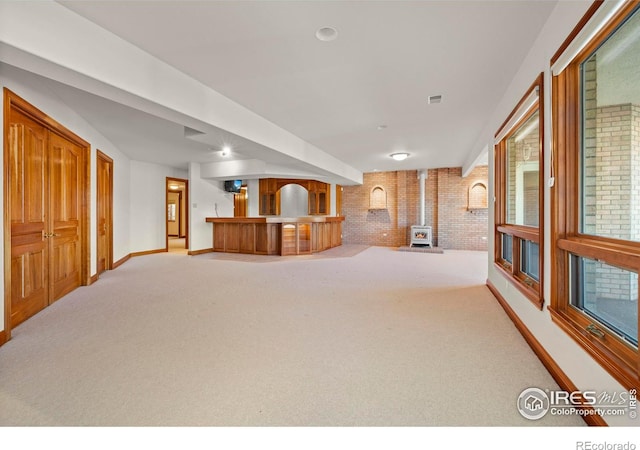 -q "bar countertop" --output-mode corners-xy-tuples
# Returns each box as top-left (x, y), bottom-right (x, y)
(205, 216), (345, 223)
